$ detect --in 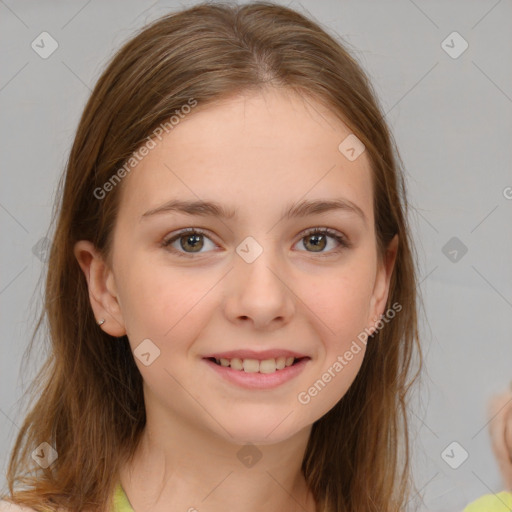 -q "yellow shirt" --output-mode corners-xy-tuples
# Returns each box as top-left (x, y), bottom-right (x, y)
(463, 491), (512, 512)
(111, 483), (134, 512)
(0, 484), (134, 512)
